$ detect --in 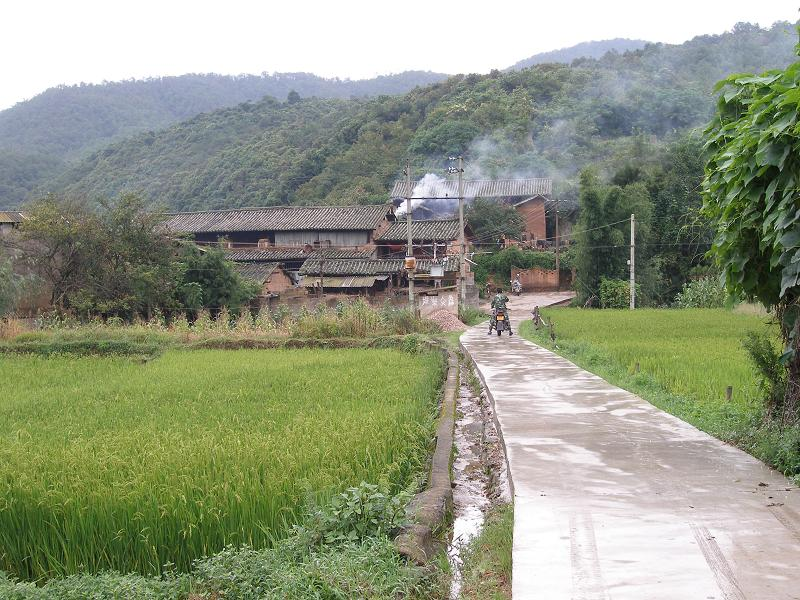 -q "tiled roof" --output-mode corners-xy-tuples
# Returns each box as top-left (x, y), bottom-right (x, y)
(421, 256), (460, 274)
(299, 258), (405, 276)
(302, 275), (387, 288)
(391, 179), (552, 199)
(234, 262), (279, 283)
(226, 248), (308, 262)
(299, 256), (460, 276)
(312, 248), (372, 259)
(164, 204), (392, 233)
(225, 247), (372, 263)
(375, 219), (460, 242)
(0, 211), (26, 224)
